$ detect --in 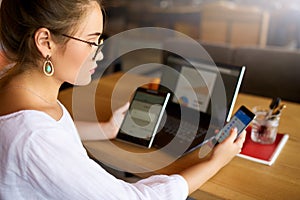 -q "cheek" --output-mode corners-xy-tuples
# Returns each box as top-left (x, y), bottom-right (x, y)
(66, 48), (88, 71)
(56, 45), (91, 83)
